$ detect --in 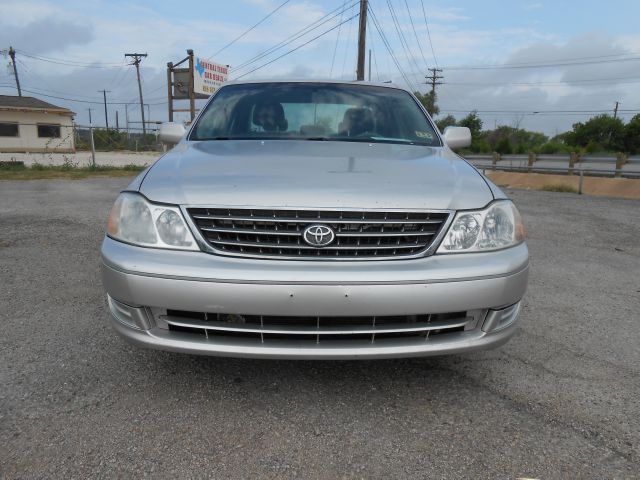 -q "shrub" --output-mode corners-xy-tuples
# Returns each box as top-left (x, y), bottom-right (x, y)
(495, 137), (513, 154)
(541, 184), (578, 193)
(535, 142), (572, 154)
